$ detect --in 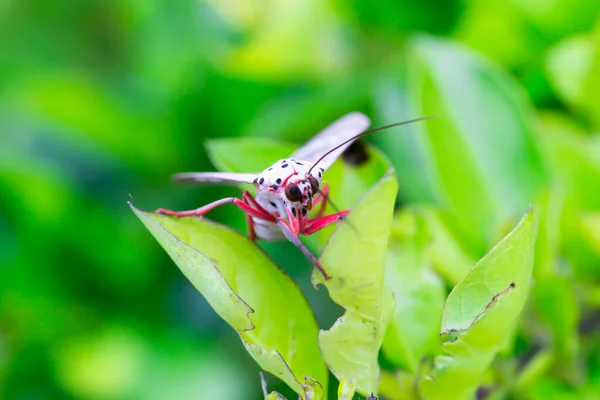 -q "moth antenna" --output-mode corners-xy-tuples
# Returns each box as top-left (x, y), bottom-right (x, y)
(307, 115), (438, 174)
(317, 188), (341, 214)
